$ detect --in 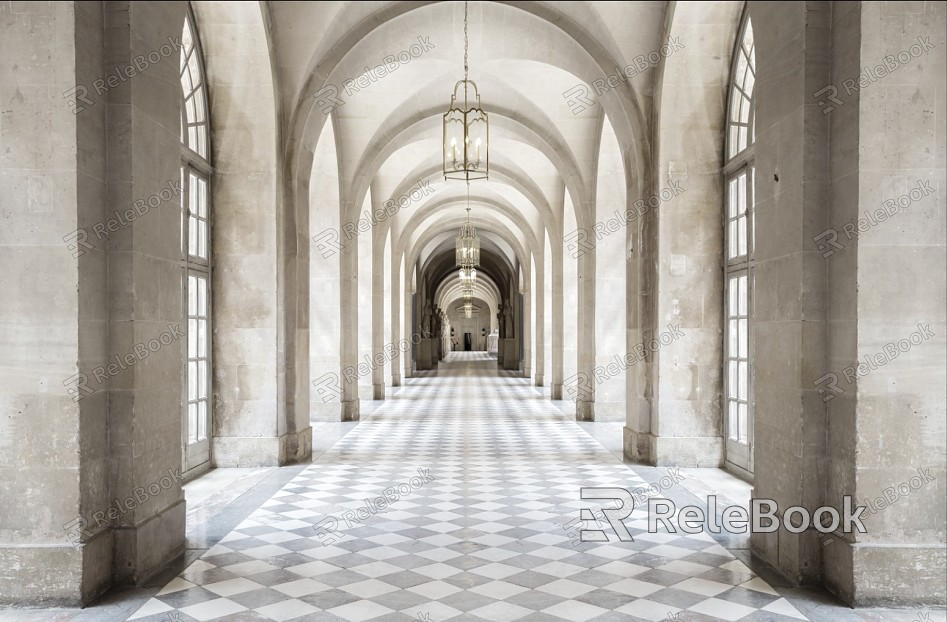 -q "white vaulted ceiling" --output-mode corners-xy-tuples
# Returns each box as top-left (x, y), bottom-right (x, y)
(266, 0), (664, 303)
